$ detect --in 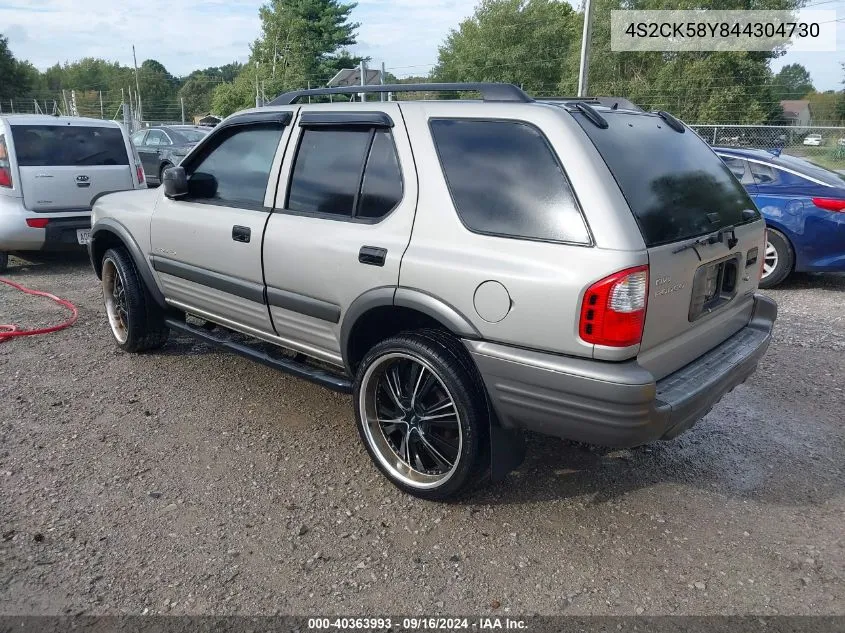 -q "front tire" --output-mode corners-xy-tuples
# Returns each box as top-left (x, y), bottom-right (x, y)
(101, 247), (169, 352)
(759, 229), (793, 289)
(353, 330), (488, 501)
(159, 162), (173, 184)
